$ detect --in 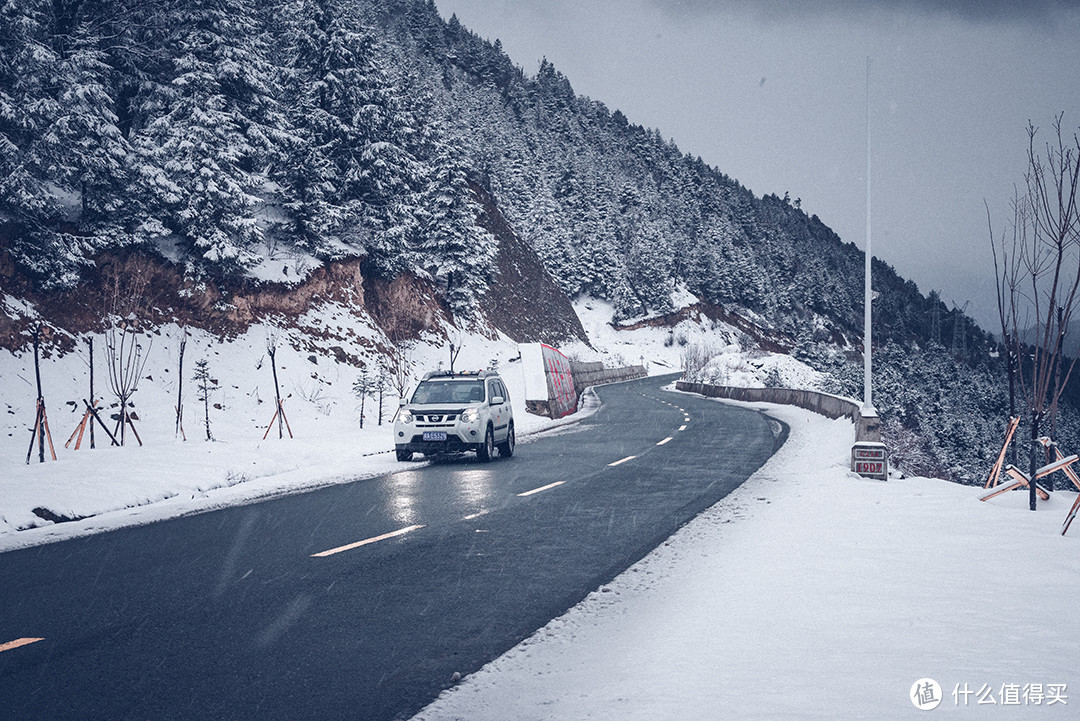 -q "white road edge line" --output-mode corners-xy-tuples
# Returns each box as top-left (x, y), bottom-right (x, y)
(657, 437), (673, 446)
(608, 455), (637, 467)
(312, 525), (426, 558)
(518, 481), (565, 497)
